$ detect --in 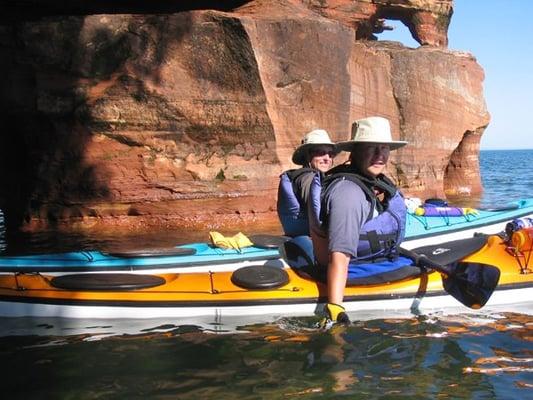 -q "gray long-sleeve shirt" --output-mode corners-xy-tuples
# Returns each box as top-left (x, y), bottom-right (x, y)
(309, 179), (372, 267)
